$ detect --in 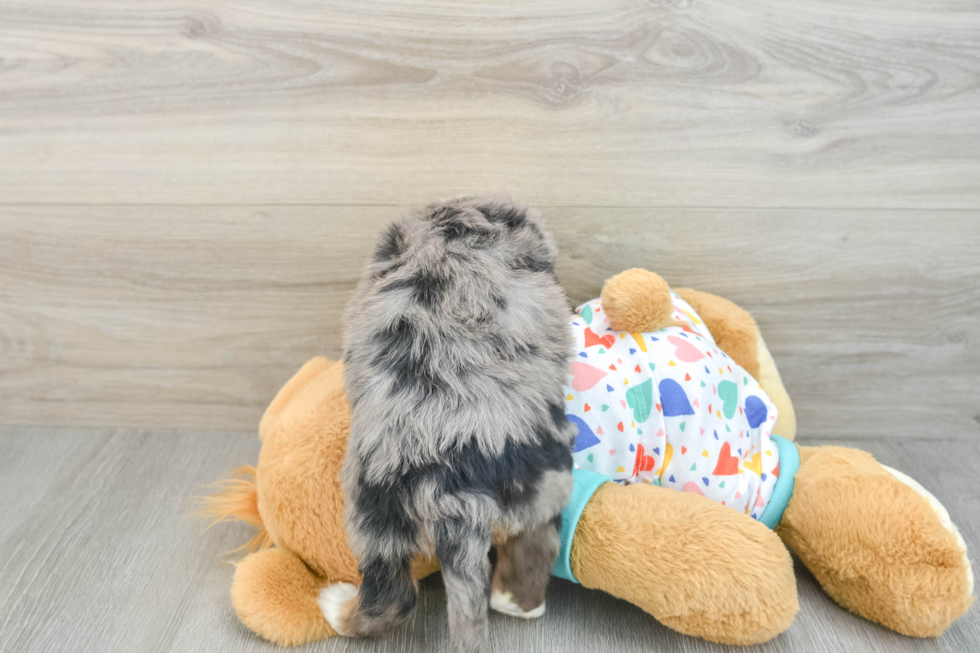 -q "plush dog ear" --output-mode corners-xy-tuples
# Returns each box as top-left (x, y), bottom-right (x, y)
(600, 268), (676, 333)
